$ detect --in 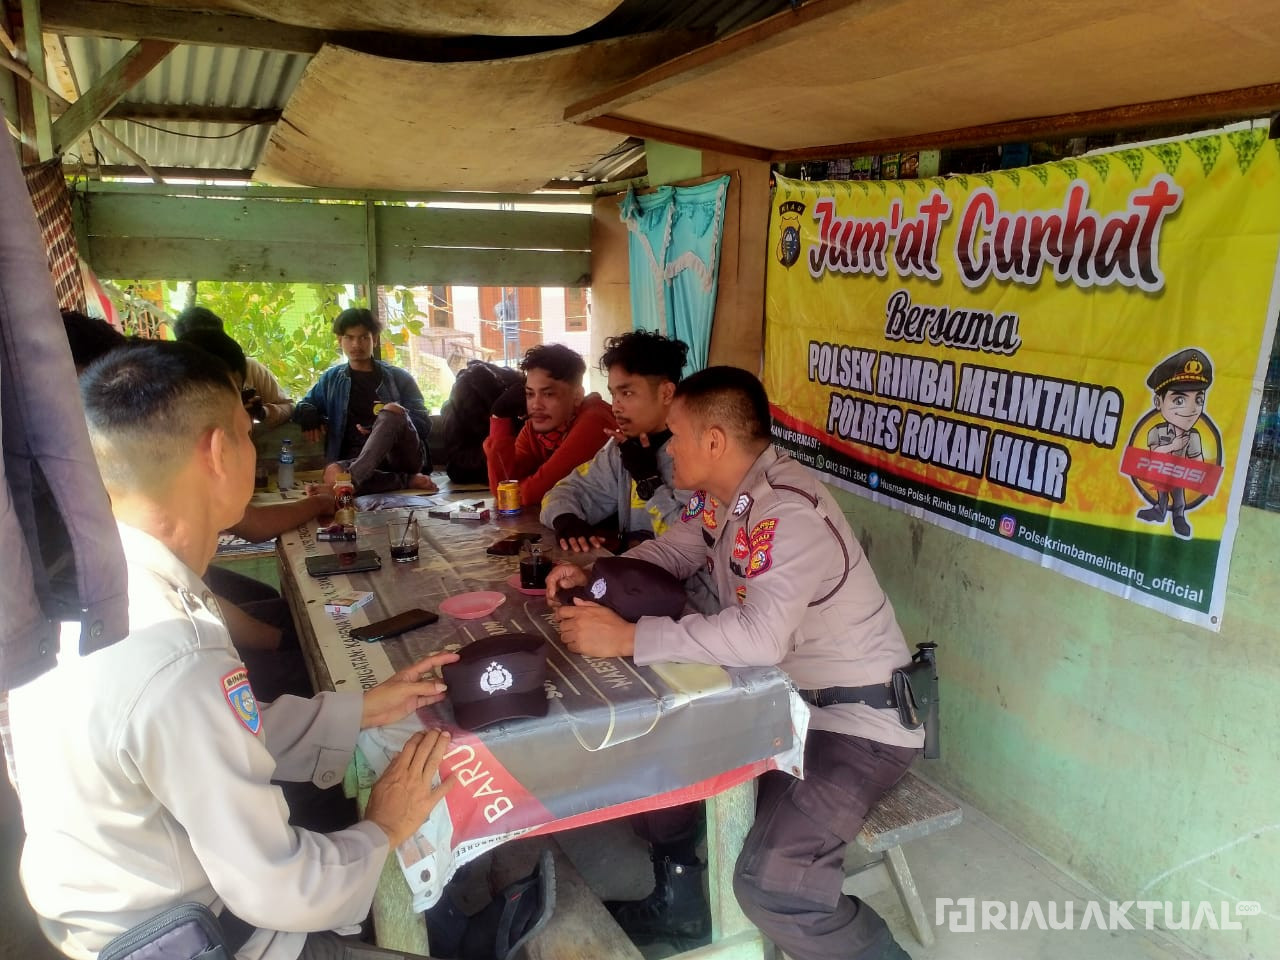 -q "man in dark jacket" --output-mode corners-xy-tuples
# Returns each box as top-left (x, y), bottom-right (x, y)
(439, 360), (522, 484)
(295, 307), (437, 494)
